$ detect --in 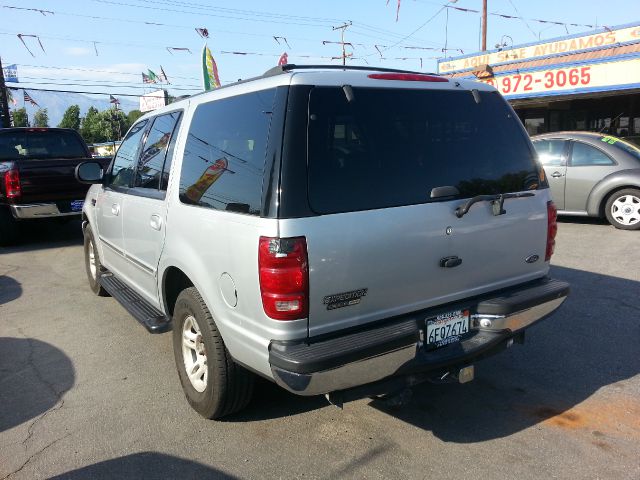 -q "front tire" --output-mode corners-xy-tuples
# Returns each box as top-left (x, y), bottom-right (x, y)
(173, 287), (254, 419)
(605, 189), (640, 230)
(83, 224), (109, 296)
